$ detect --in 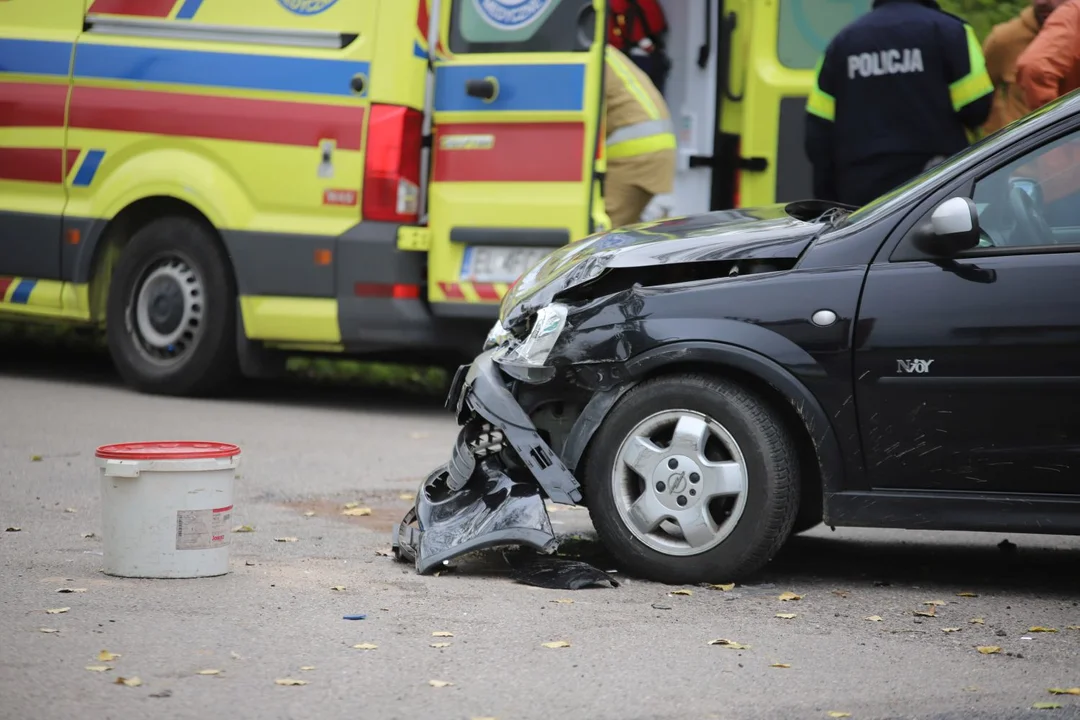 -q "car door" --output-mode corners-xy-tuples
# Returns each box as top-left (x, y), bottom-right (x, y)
(426, 0), (608, 313)
(853, 122), (1080, 496)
